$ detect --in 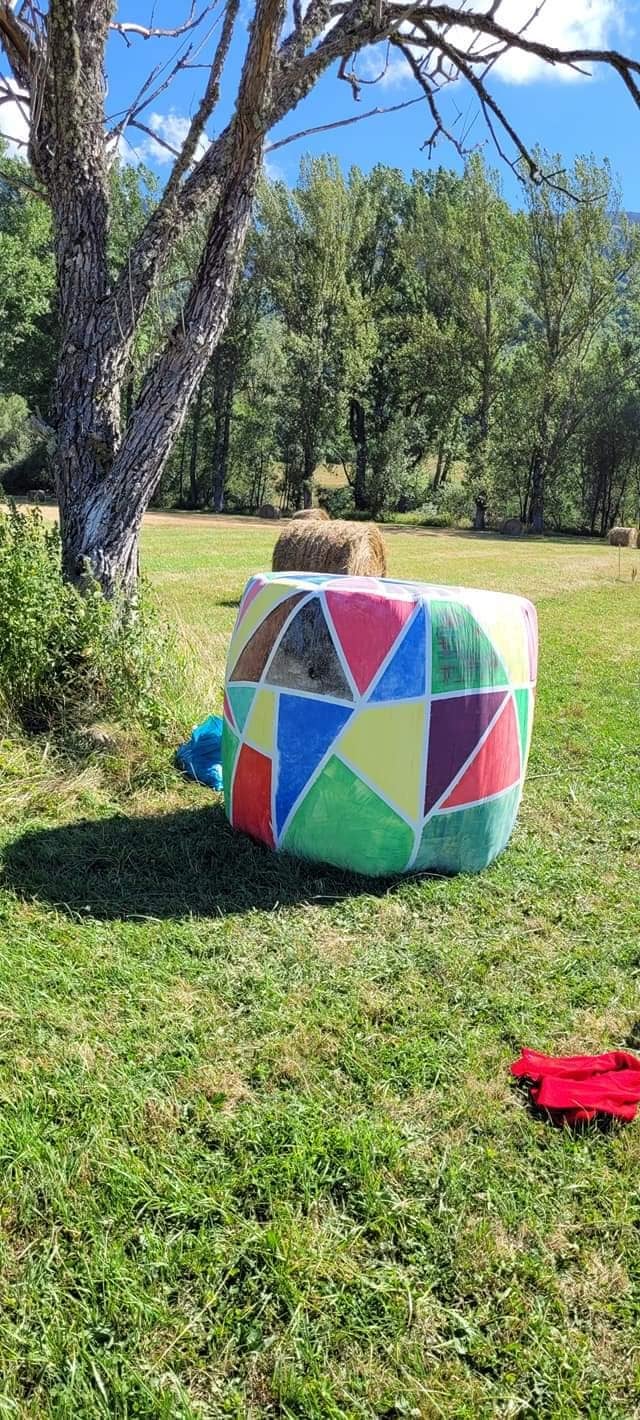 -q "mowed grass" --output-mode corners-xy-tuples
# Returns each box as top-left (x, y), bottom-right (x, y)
(0, 518), (639, 1418)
